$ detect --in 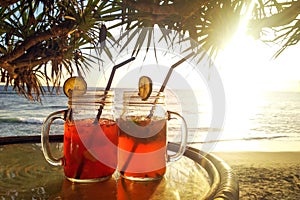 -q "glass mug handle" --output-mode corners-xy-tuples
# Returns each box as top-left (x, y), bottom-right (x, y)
(41, 109), (67, 166)
(167, 110), (188, 162)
